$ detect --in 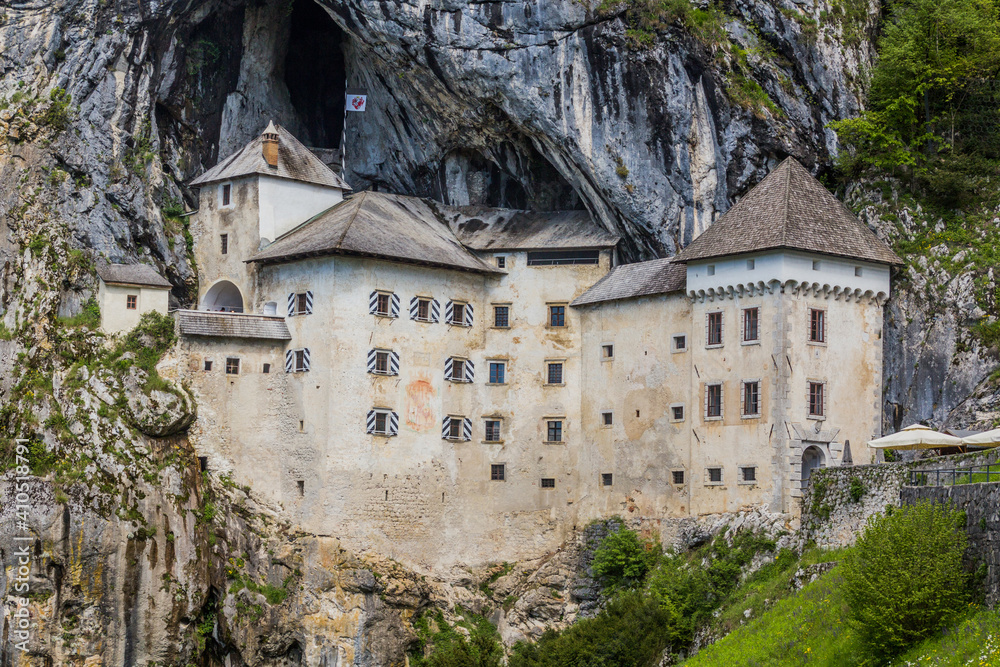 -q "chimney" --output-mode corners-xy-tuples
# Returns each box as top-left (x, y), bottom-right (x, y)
(262, 120), (279, 167)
